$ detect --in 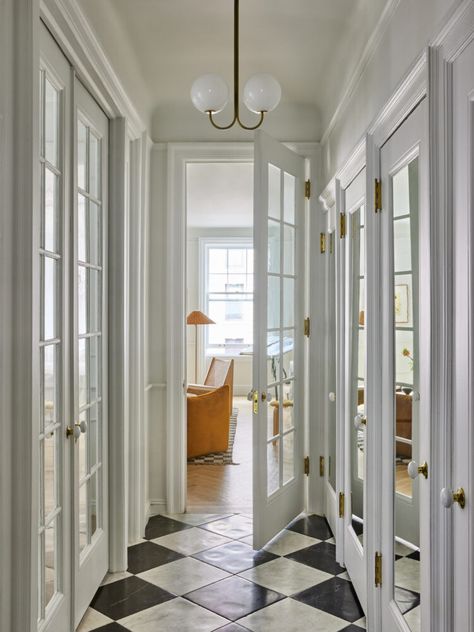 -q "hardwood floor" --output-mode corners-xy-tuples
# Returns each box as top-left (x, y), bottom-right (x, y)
(187, 397), (253, 514)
